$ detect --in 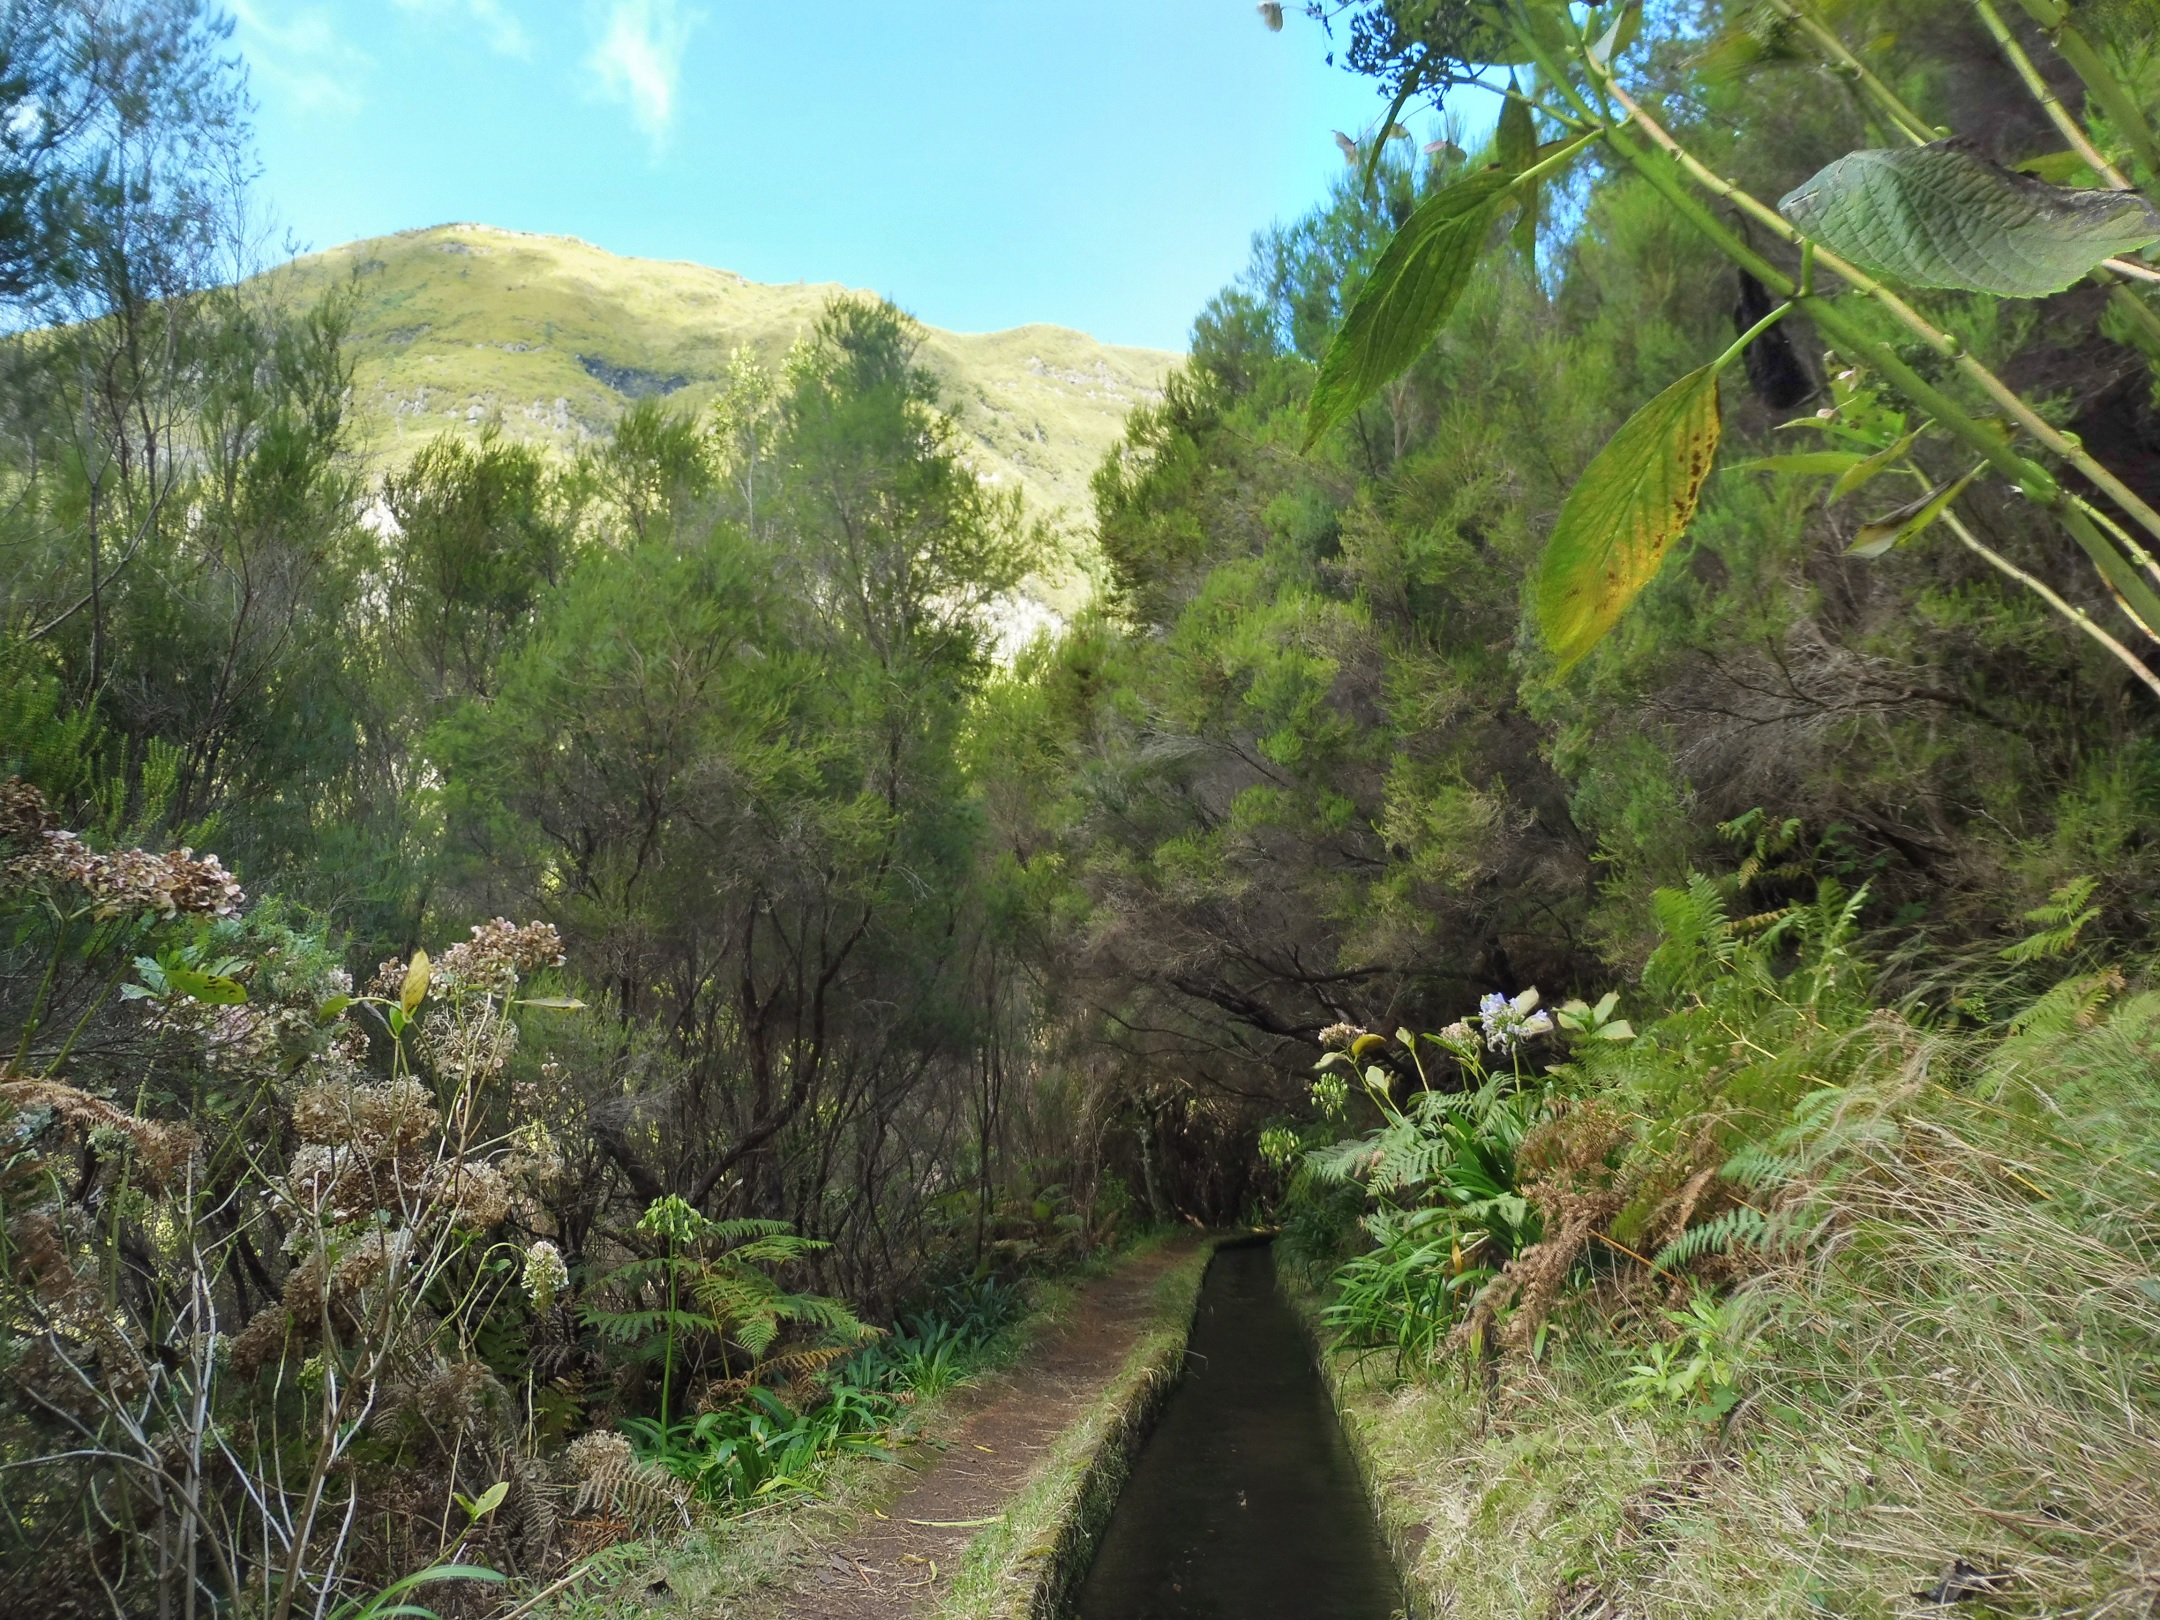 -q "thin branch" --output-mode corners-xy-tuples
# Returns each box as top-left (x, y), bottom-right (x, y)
(1971, 0), (2134, 190)
(1768, 0), (1939, 145)
(1941, 507), (2160, 700)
